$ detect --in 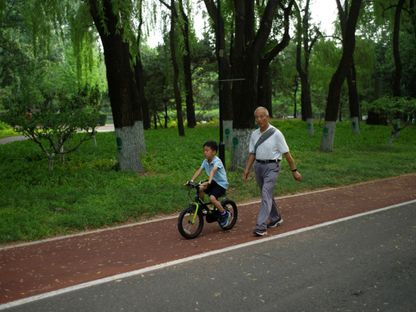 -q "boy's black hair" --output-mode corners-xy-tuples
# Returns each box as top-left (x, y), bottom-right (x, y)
(203, 140), (218, 152)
